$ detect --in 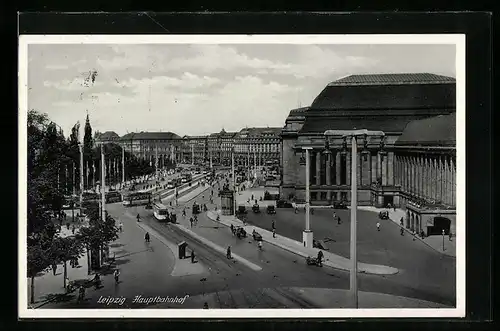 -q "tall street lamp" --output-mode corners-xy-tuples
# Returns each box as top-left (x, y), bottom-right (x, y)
(302, 147), (313, 248)
(324, 129), (385, 309)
